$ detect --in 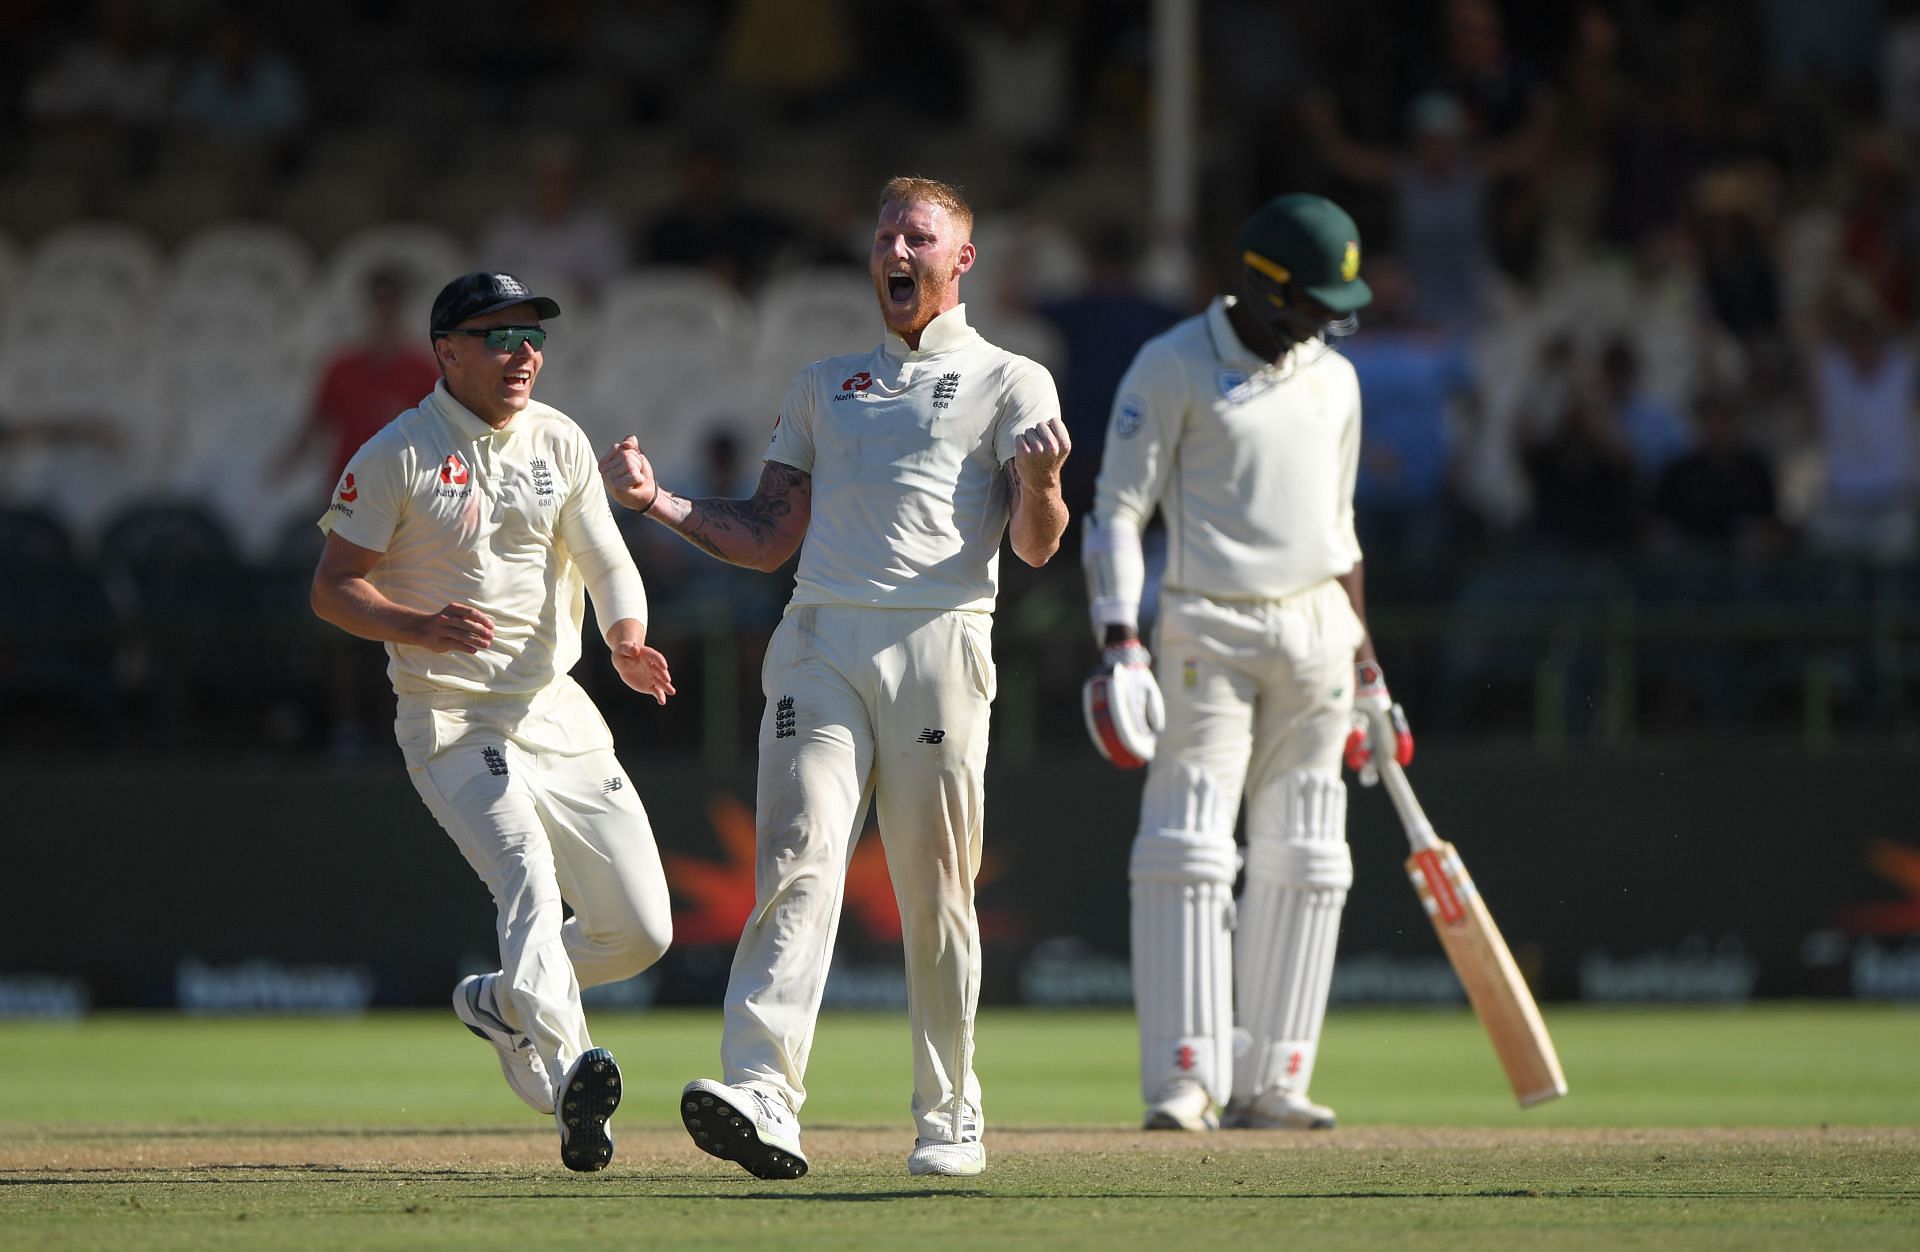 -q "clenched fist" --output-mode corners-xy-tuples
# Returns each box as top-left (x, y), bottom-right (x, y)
(1013, 416), (1071, 486)
(598, 436), (660, 514)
